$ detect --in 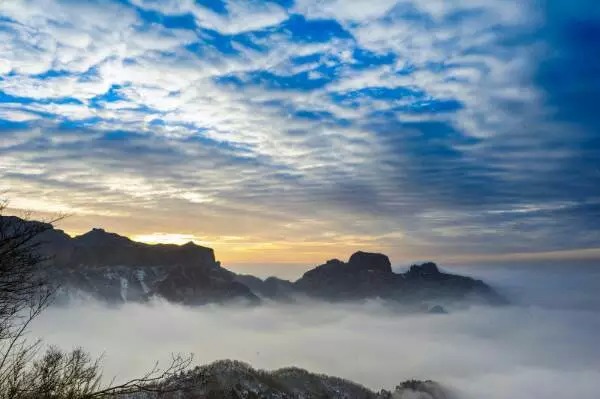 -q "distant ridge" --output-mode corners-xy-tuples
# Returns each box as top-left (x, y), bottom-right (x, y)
(244, 250), (506, 306)
(2, 215), (505, 307)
